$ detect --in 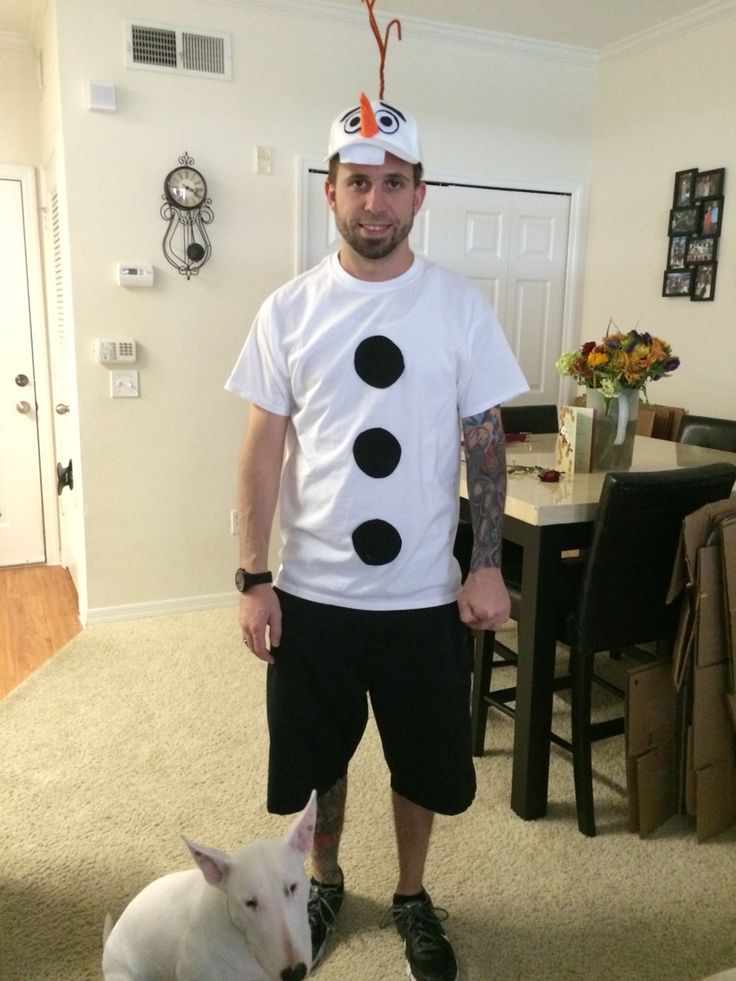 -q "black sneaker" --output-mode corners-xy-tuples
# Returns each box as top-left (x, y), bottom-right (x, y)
(307, 875), (344, 967)
(380, 892), (458, 981)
